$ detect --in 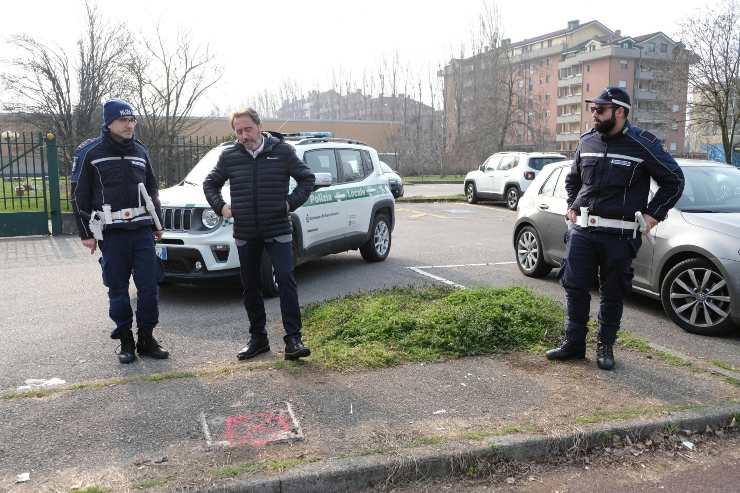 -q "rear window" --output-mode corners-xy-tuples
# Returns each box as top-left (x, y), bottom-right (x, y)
(527, 157), (564, 171)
